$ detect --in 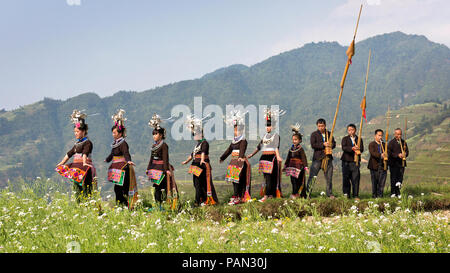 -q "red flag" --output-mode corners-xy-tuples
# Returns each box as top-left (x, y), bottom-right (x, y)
(360, 96), (367, 122)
